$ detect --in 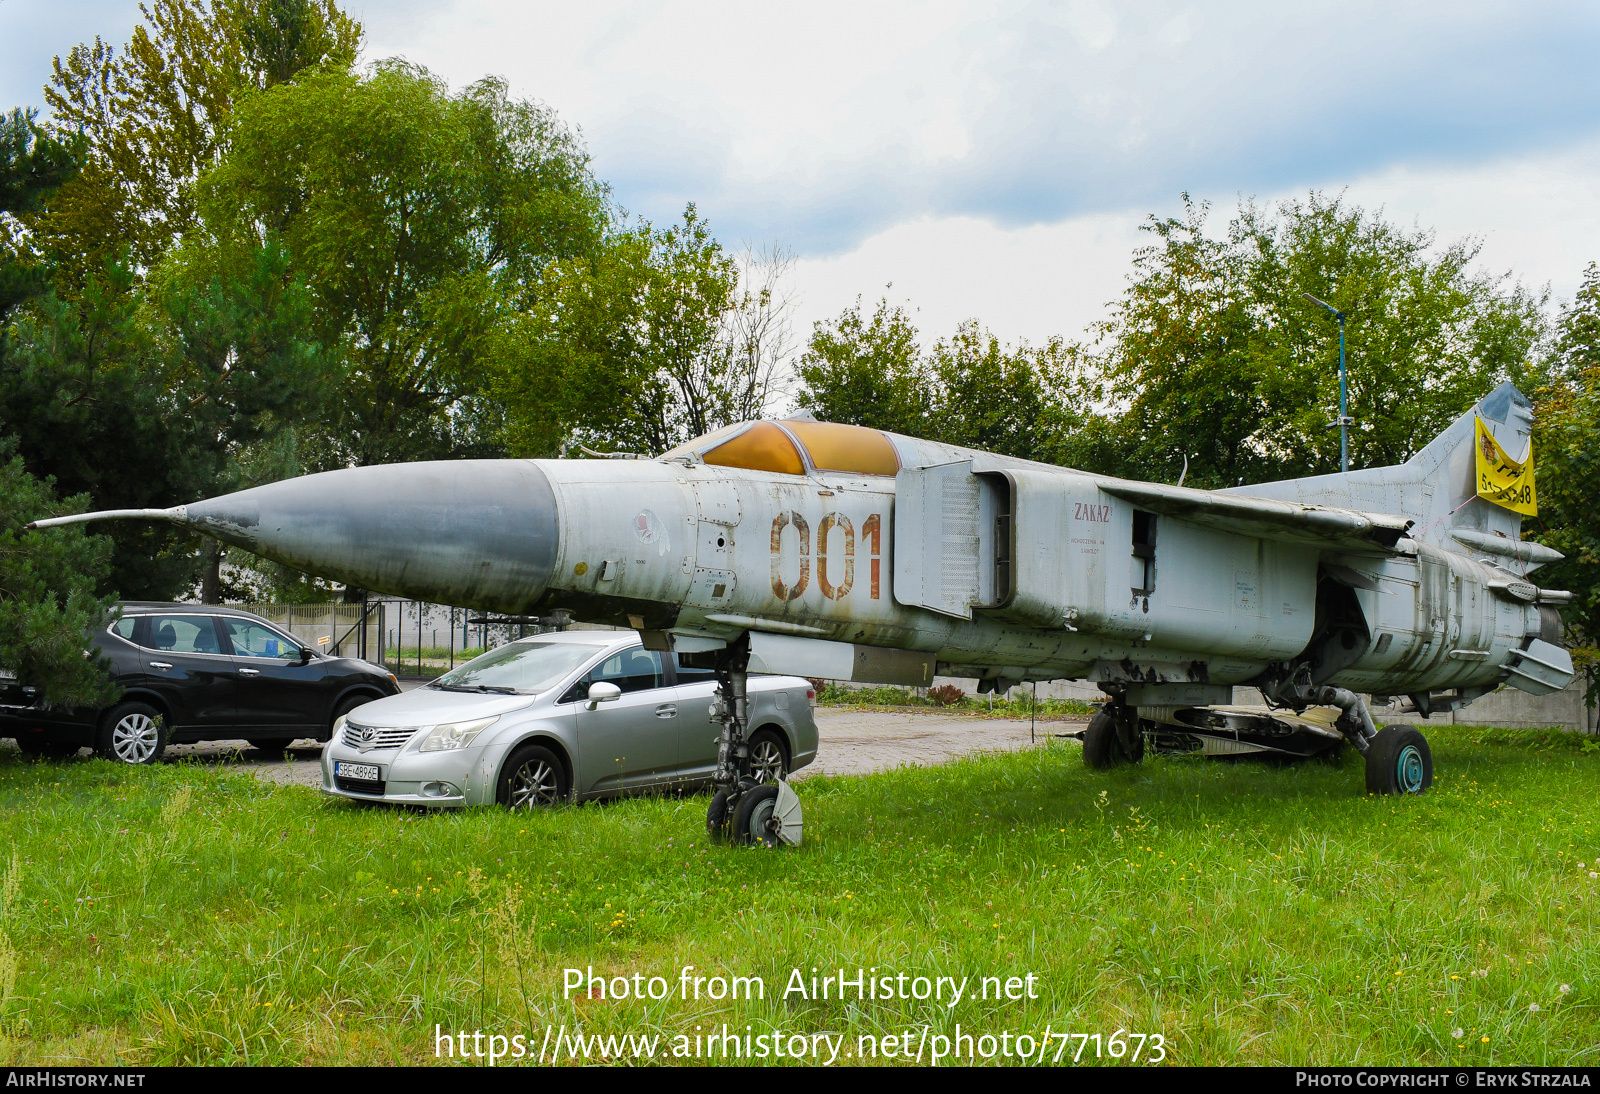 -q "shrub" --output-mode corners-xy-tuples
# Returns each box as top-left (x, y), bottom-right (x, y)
(928, 684), (966, 707)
